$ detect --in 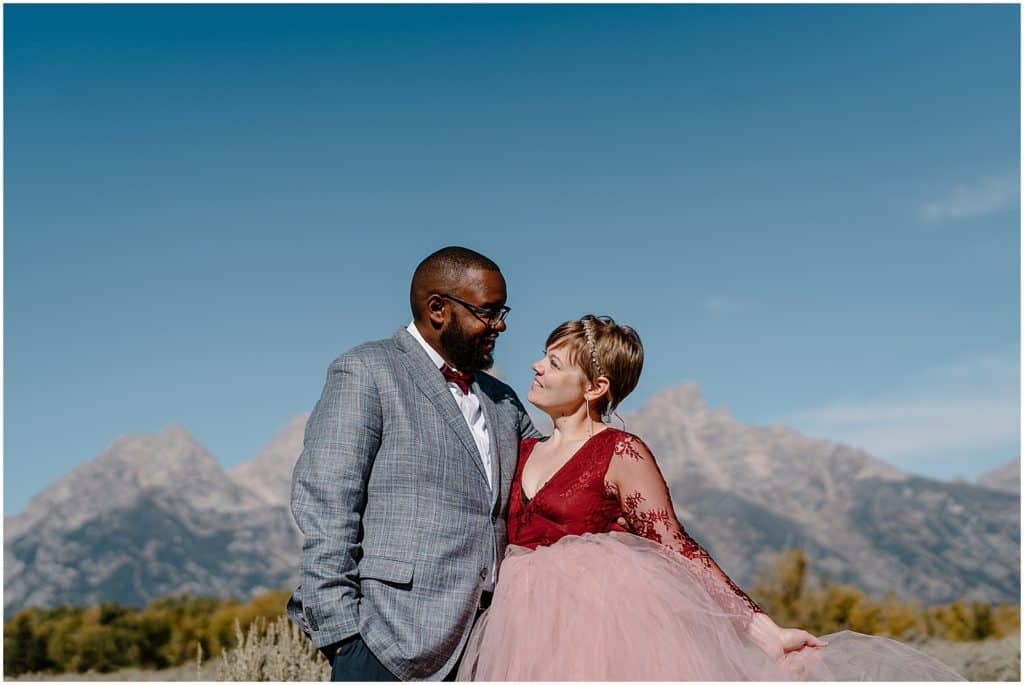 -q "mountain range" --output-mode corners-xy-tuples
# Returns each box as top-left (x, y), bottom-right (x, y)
(977, 457), (1021, 494)
(4, 382), (1019, 616)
